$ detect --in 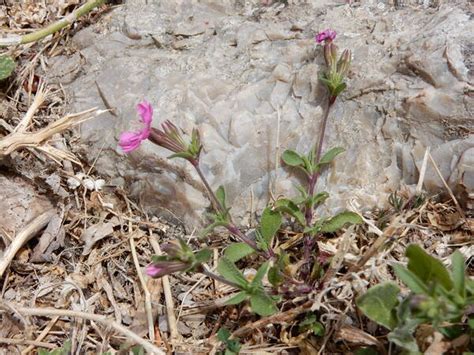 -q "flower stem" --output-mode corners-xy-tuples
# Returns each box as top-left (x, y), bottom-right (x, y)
(302, 97), (335, 269)
(226, 224), (260, 253)
(193, 162), (225, 214)
(200, 266), (243, 290)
